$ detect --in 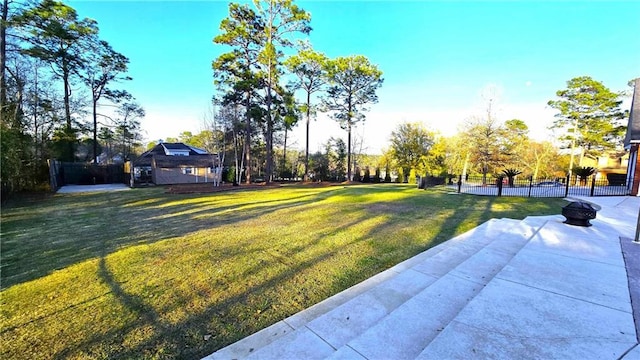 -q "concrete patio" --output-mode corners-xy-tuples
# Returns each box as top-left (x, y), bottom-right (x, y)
(205, 196), (640, 360)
